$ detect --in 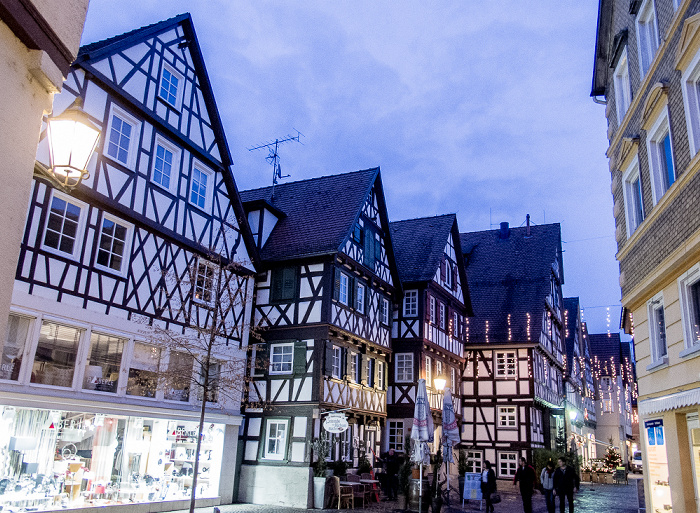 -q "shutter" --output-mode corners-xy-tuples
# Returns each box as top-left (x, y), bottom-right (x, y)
(440, 257), (446, 281)
(333, 267), (340, 301)
(271, 268), (283, 301)
(425, 294), (432, 323)
(349, 277), (356, 310)
(364, 227), (373, 268)
(293, 339), (307, 374)
(325, 340), (334, 376)
(365, 287), (370, 315)
(360, 354), (368, 384)
(256, 343), (269, 377)
(452, 264), (458, 291)
(346, 349), (354, 379)
(373, 359), (380, 389)
(282, 267), (297, 300)
(374, 234), (382, 262)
